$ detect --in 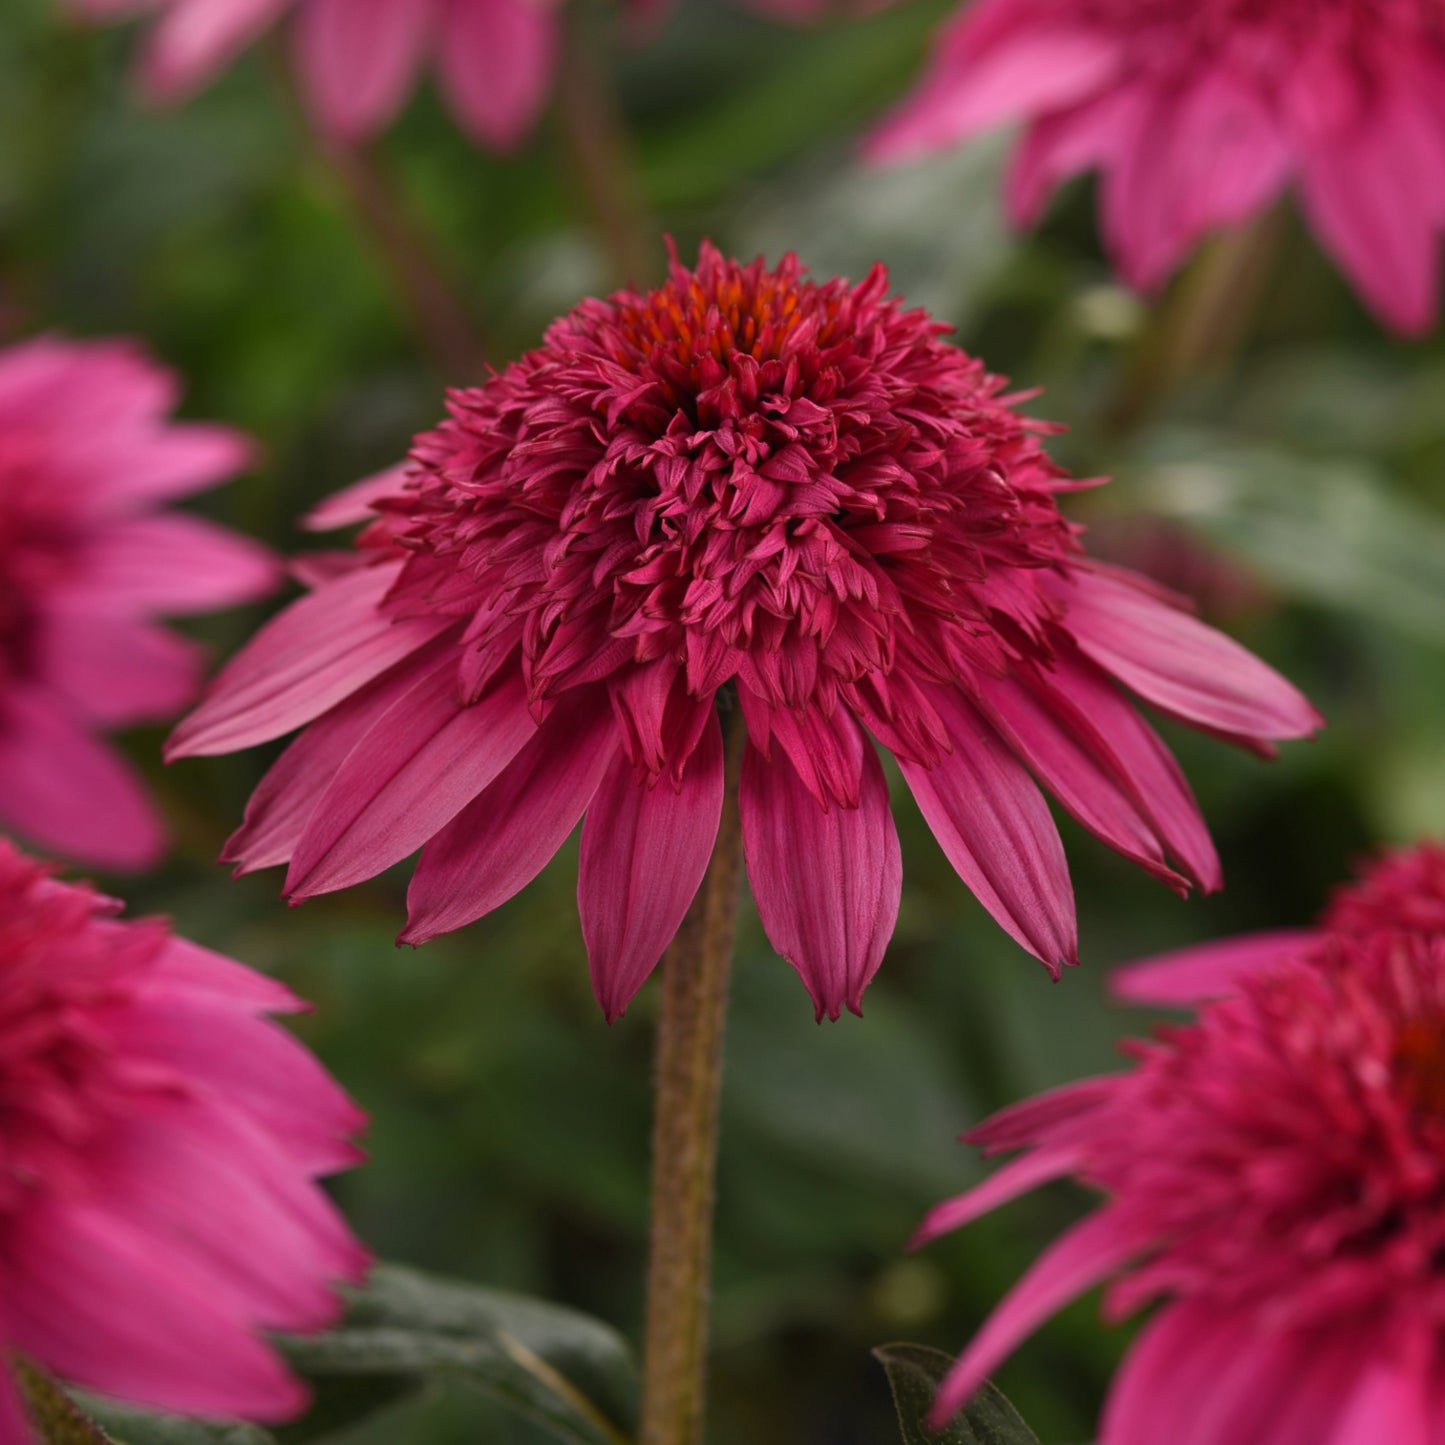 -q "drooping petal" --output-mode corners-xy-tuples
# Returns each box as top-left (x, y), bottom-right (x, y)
(929, 1209), (1137, 1427)
(911, 1146), (1085, 1249)
(402, 688), (619, 943)
(1036, 649), (1222, 892)
(285, 664), (537, 899)
(221, 640), (457, 874)
(899, 687), (1077, 974)
(139, 0), (294, 101)
(68, 512), (279, 615)
(435, 0), (558, 151)
(966, 1076), (1117, 1154)
(167, 563), (455, 758)
(739, 716), (901, 1019)
(1110, 929), (1320, 1006)
(6, 1202), (309, 1421)
(0, 688), (164, 871)
(578, 709), (724, 1021)
(1054, 568), (1322, 742)
(301, 463), (410, 532)
(975, 669), (1189, 894)
(146, 936), (304, 1014)
(293, 0), (434, 141)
